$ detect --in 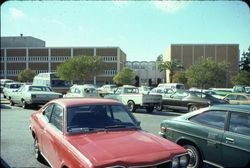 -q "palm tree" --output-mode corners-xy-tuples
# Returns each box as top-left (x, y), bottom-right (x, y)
(158, 60), (184, 83)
